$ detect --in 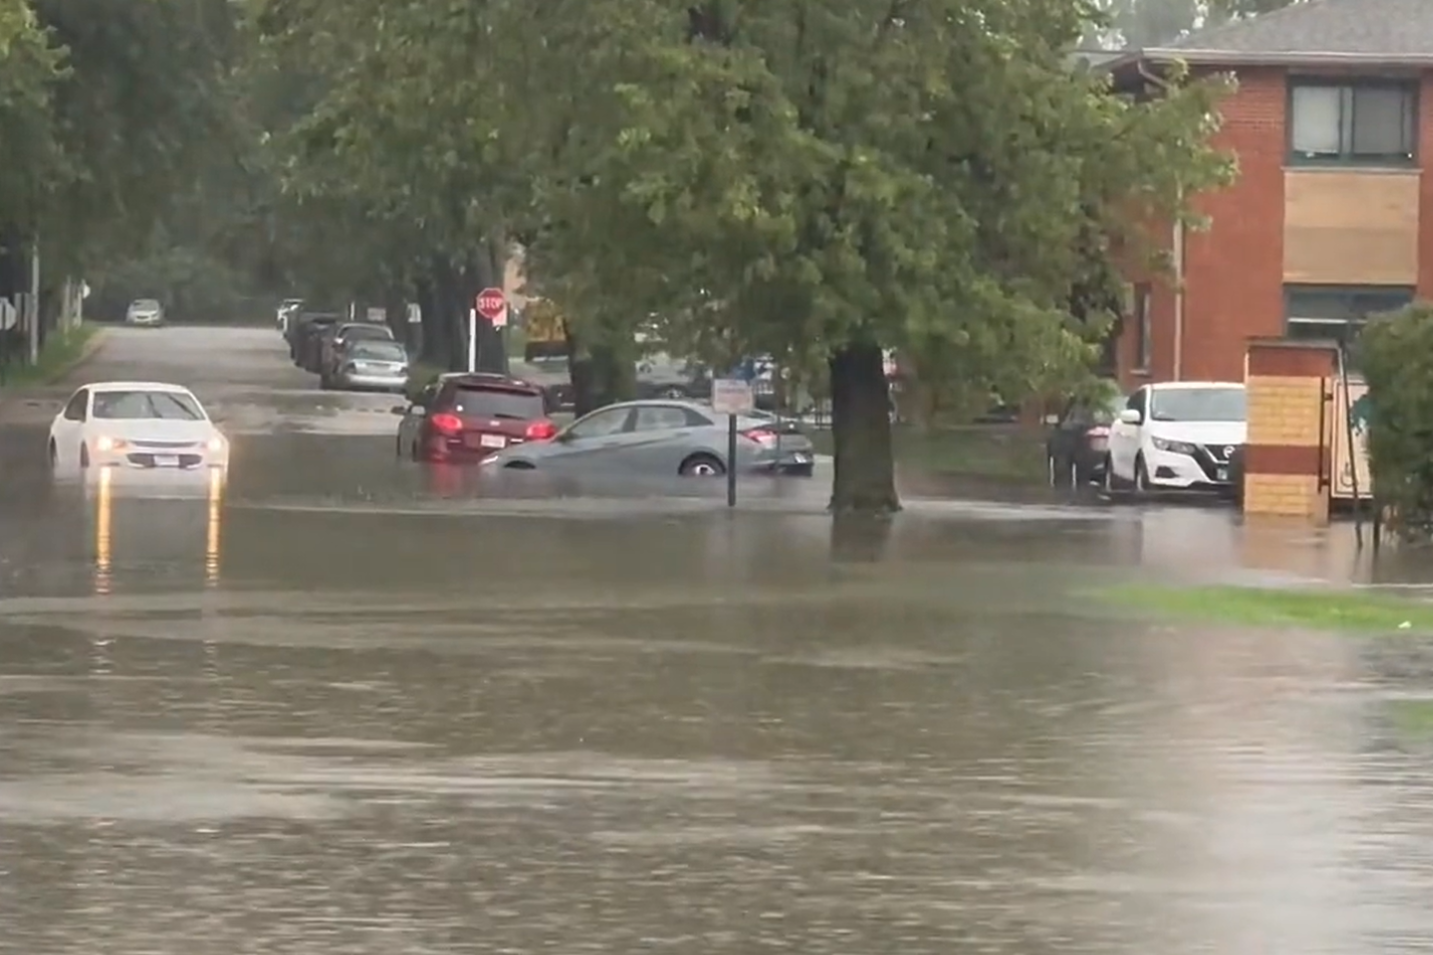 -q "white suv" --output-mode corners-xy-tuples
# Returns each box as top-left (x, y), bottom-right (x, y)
(1105, 382), (1246, 493)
